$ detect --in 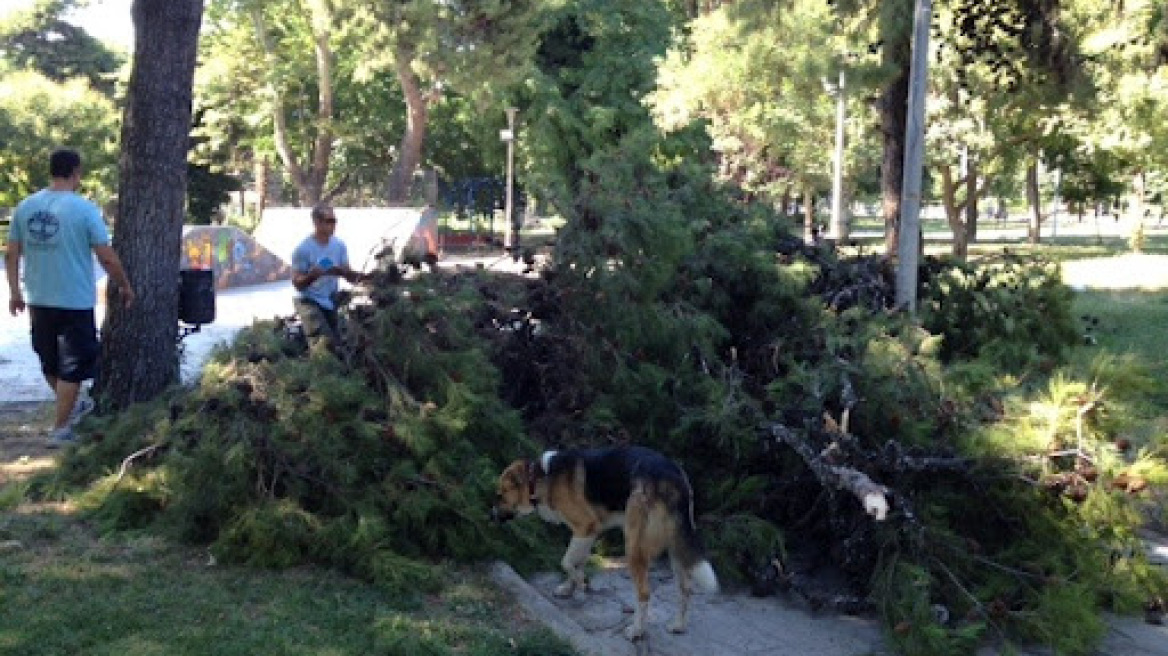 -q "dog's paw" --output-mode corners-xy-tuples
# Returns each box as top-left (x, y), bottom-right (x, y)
(667, 619), (687, 634)
(553, 581), (576, 598)
(624, 624), (646, 641)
